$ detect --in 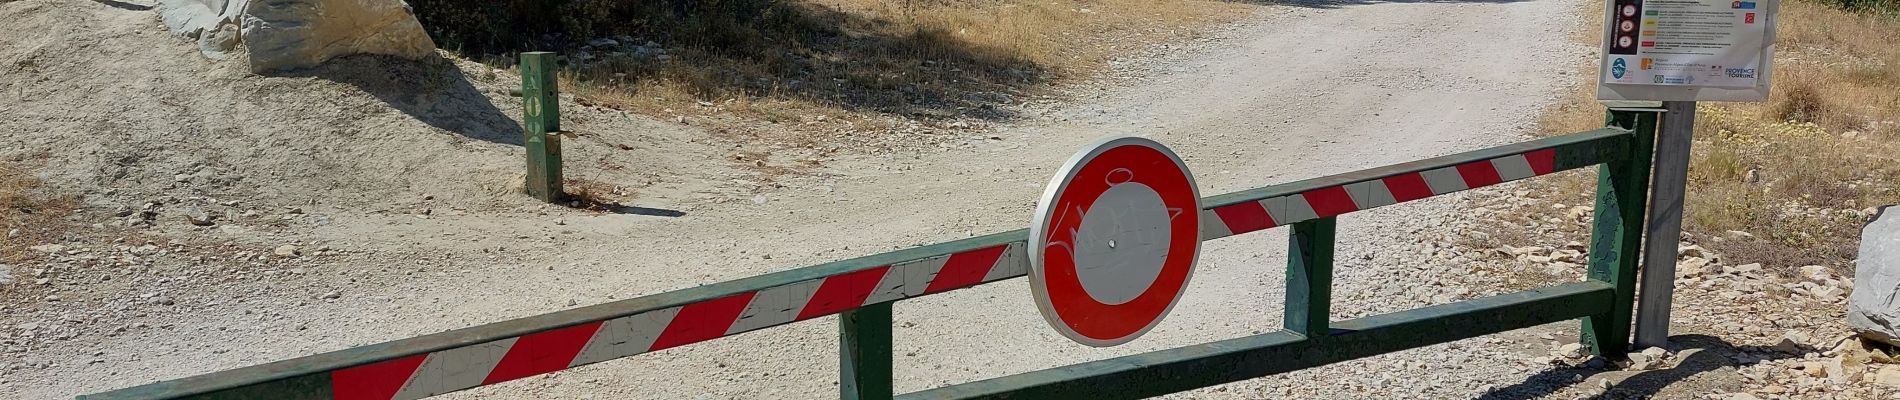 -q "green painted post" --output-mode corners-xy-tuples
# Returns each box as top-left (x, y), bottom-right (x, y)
(841, 303), (894, 400)
(1286, 217), (1336, 337)
(520, 52), (564, 202)
(1580, 108), (1658, 358)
